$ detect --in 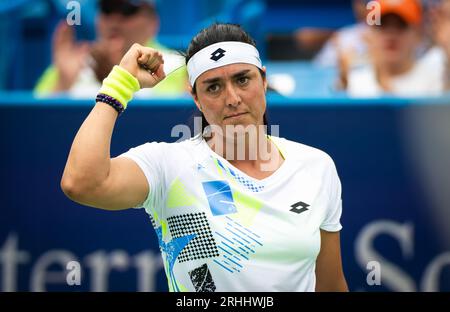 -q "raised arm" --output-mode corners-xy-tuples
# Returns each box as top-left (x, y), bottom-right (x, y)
(60, 43), (166, 210)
